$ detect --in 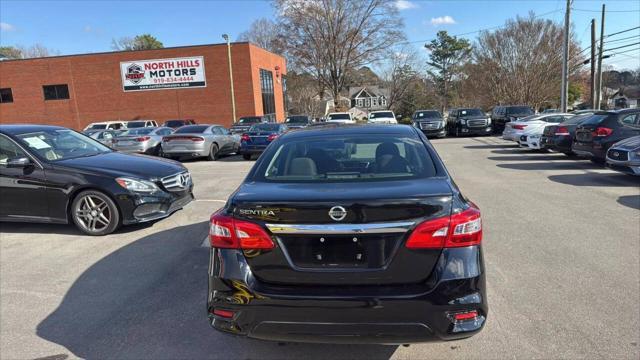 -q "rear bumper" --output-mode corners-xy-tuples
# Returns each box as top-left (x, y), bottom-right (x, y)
(239, 144), (268, 154)
(207, 246), (488, 344)
(572, 142), (606, 160)
(161, 143), (208, 157)
(113, 144), (151, 153)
